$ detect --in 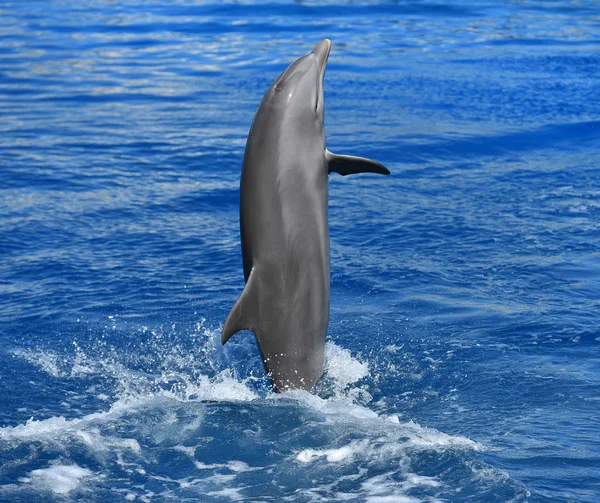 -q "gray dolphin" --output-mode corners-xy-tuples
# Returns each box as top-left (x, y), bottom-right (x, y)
(222, 39), (389, 392)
